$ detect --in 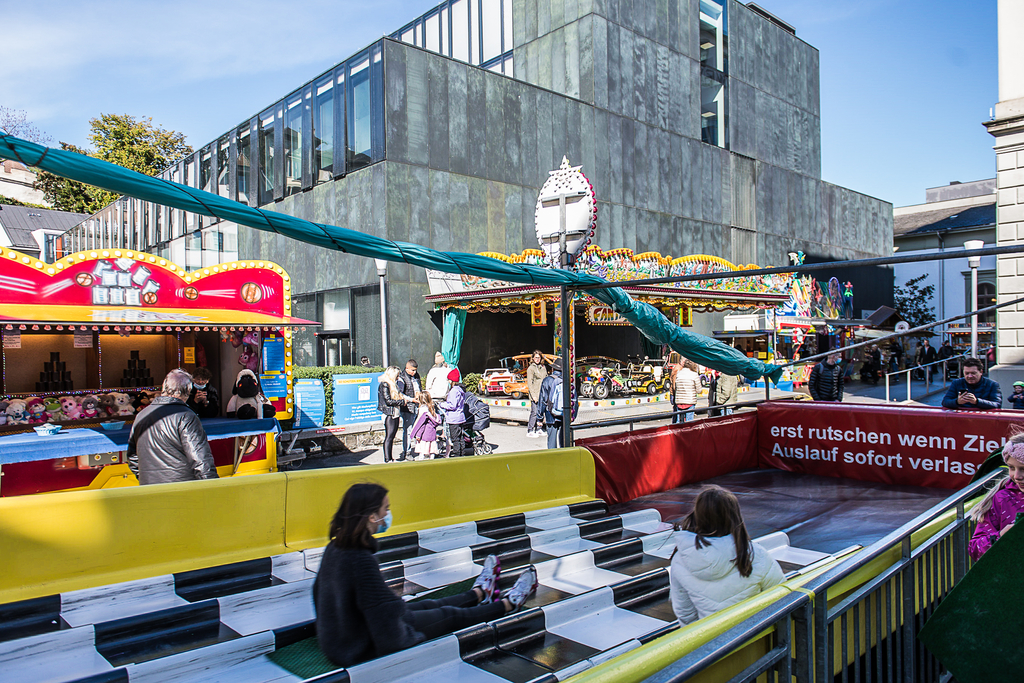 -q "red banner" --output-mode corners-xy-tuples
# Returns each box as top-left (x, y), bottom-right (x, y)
(757, 402), (1023, 489)
(579, 413), (758, 505)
